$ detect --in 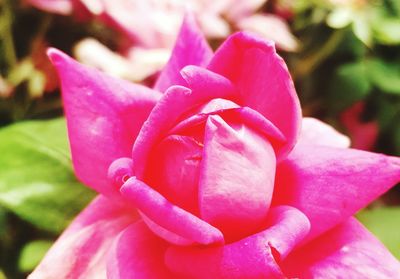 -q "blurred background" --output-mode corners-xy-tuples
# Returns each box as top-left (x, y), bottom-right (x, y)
(0, 0), (399, 278)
